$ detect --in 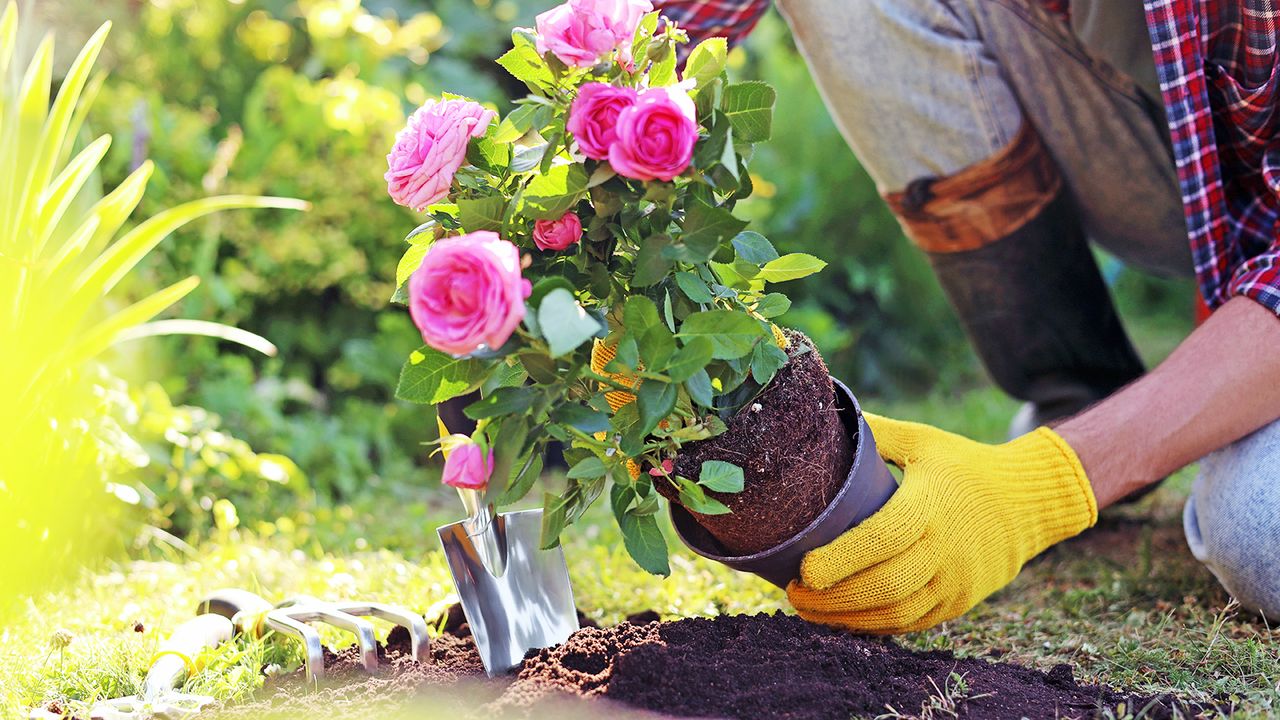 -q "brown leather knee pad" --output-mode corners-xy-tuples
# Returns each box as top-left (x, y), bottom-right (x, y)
(884, 123), (1061, 254)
